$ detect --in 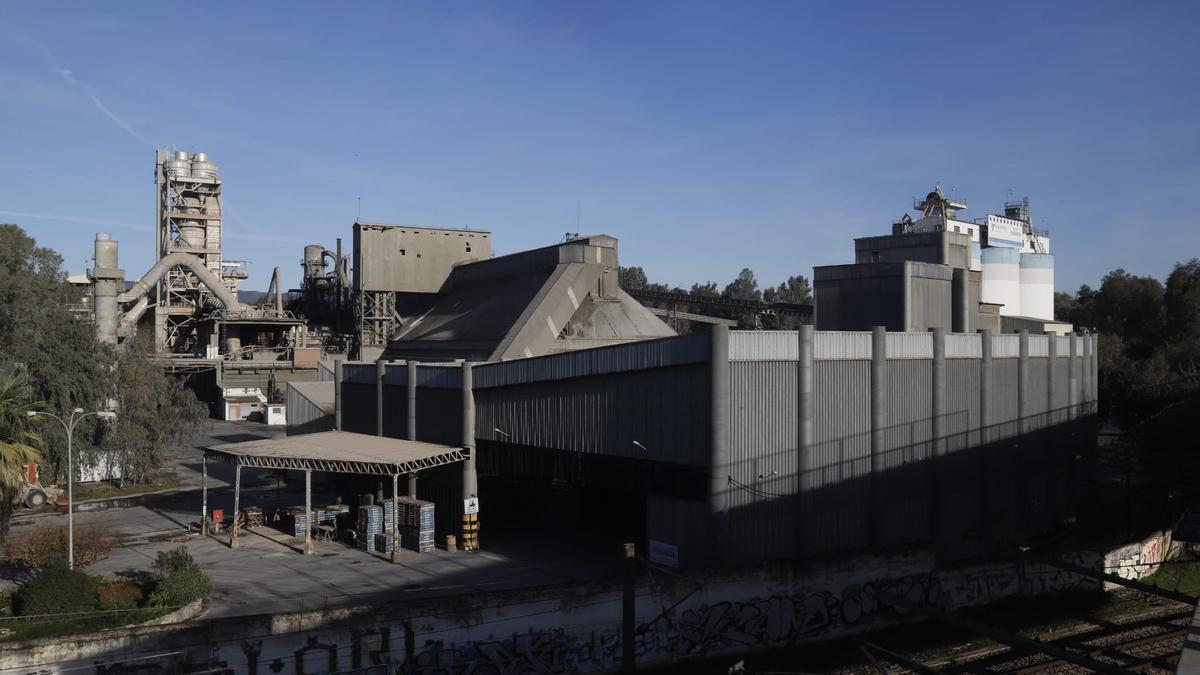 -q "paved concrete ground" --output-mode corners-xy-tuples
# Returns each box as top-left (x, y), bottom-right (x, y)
(8, 421), (616, 619)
